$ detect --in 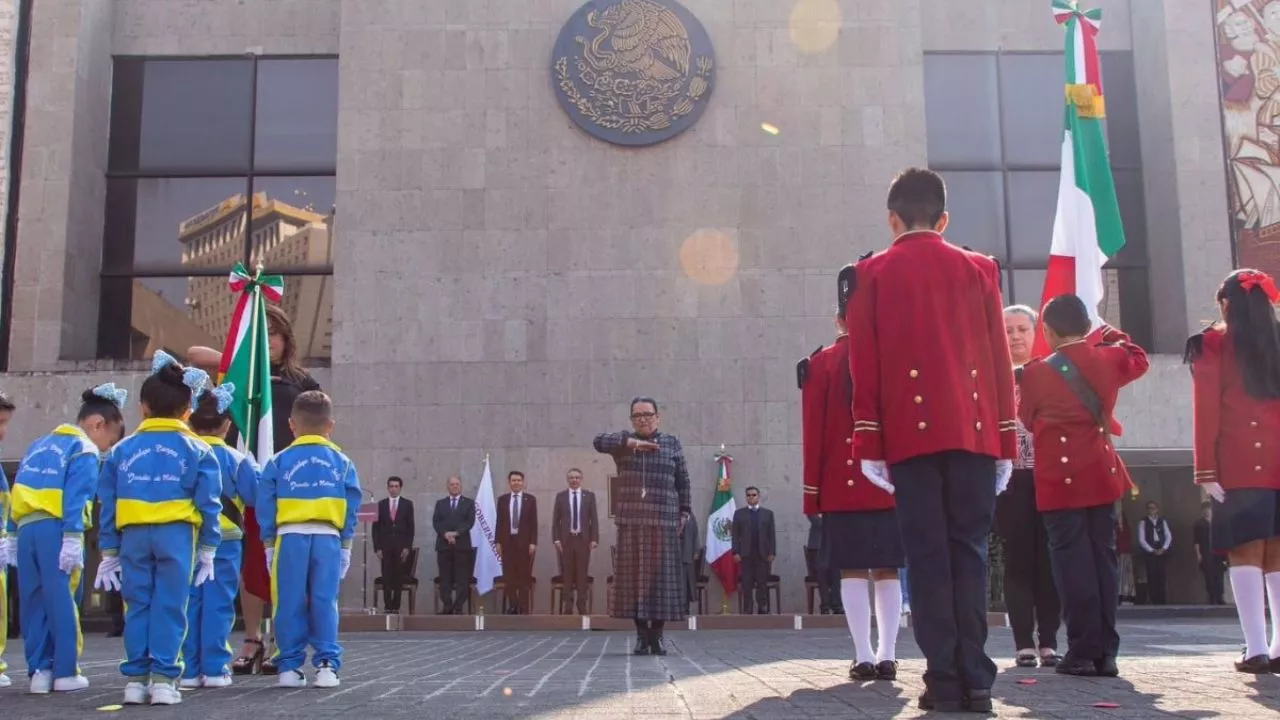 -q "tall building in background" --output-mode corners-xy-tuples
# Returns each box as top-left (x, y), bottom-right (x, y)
(179, 192), (334, 360)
